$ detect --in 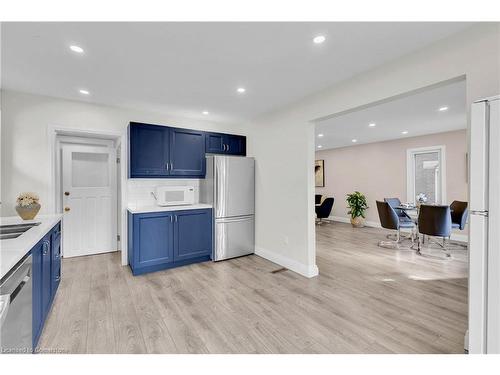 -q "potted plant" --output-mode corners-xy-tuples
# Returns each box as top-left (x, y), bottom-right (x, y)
(15, 192), (41, 220)
(346, 191), (368, 228)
